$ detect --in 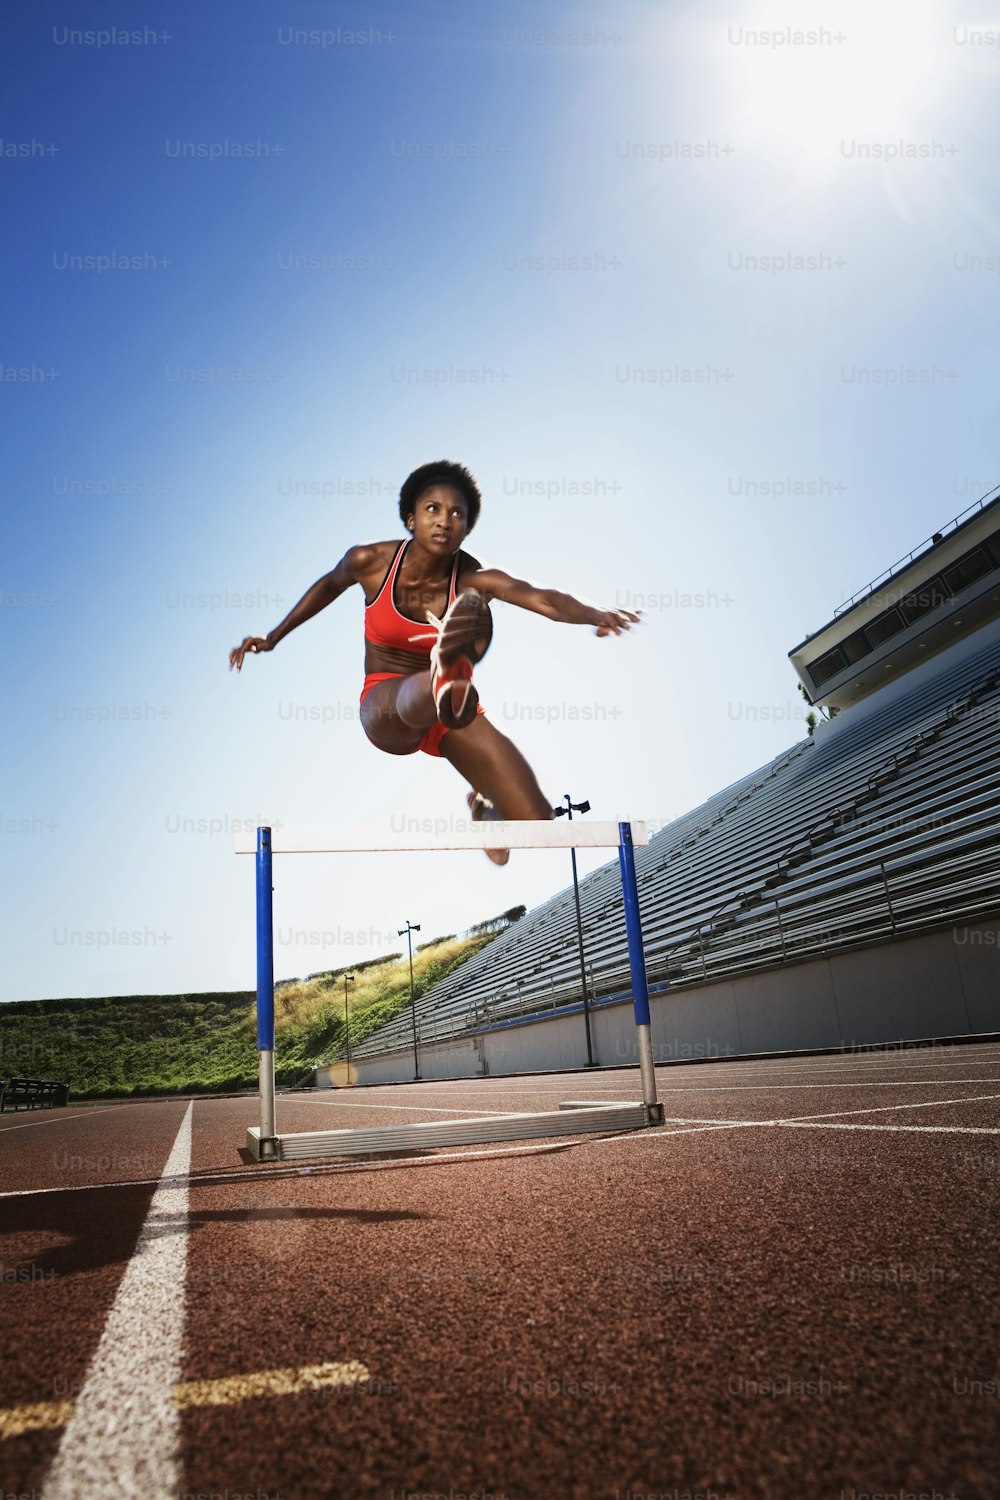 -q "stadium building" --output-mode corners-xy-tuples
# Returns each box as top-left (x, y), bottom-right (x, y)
(332, 490), (1000, 1085)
